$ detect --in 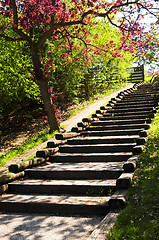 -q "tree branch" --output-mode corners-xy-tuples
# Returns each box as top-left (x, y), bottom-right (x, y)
(10, 0), (18, 25)
(138, 3), (159, 18)
(81, 0), (140, 20)
(37, 20), (85, 49)
(10, 0), (32, 42)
